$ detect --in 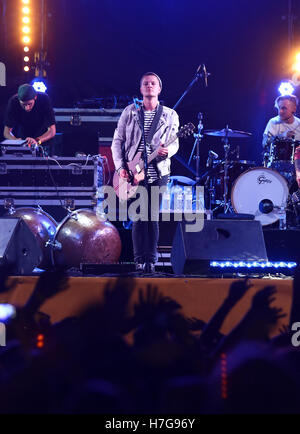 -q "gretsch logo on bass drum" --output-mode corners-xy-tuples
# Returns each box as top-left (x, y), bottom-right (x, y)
(257, 174), (272, 184)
